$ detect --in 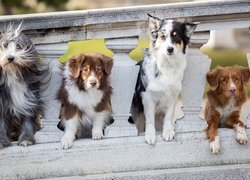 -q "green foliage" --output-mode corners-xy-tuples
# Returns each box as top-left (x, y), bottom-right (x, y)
(1, 0), (69, 15)
(37, 0), (69, 11)
(202, 48), (248, 69)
